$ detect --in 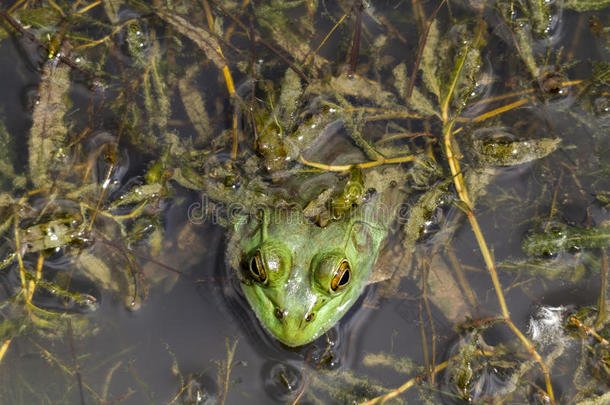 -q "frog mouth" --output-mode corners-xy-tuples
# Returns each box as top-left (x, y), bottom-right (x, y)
(271, 299), (353, 347)
(241, 282), (357, 347)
